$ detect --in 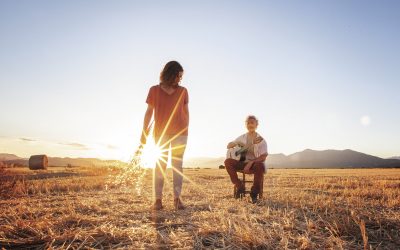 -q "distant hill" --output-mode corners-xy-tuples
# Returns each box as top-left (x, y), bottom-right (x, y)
(267, 149), (400, 168)
(1, 155), (124, 167)
(388, 156), (400, 160)
(2, 149), (400, 169)
(0, 153), (20, 161)
(184, 157), (226, 168)
(183, 149), (400, 169)
(47, 157), (124, 167)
